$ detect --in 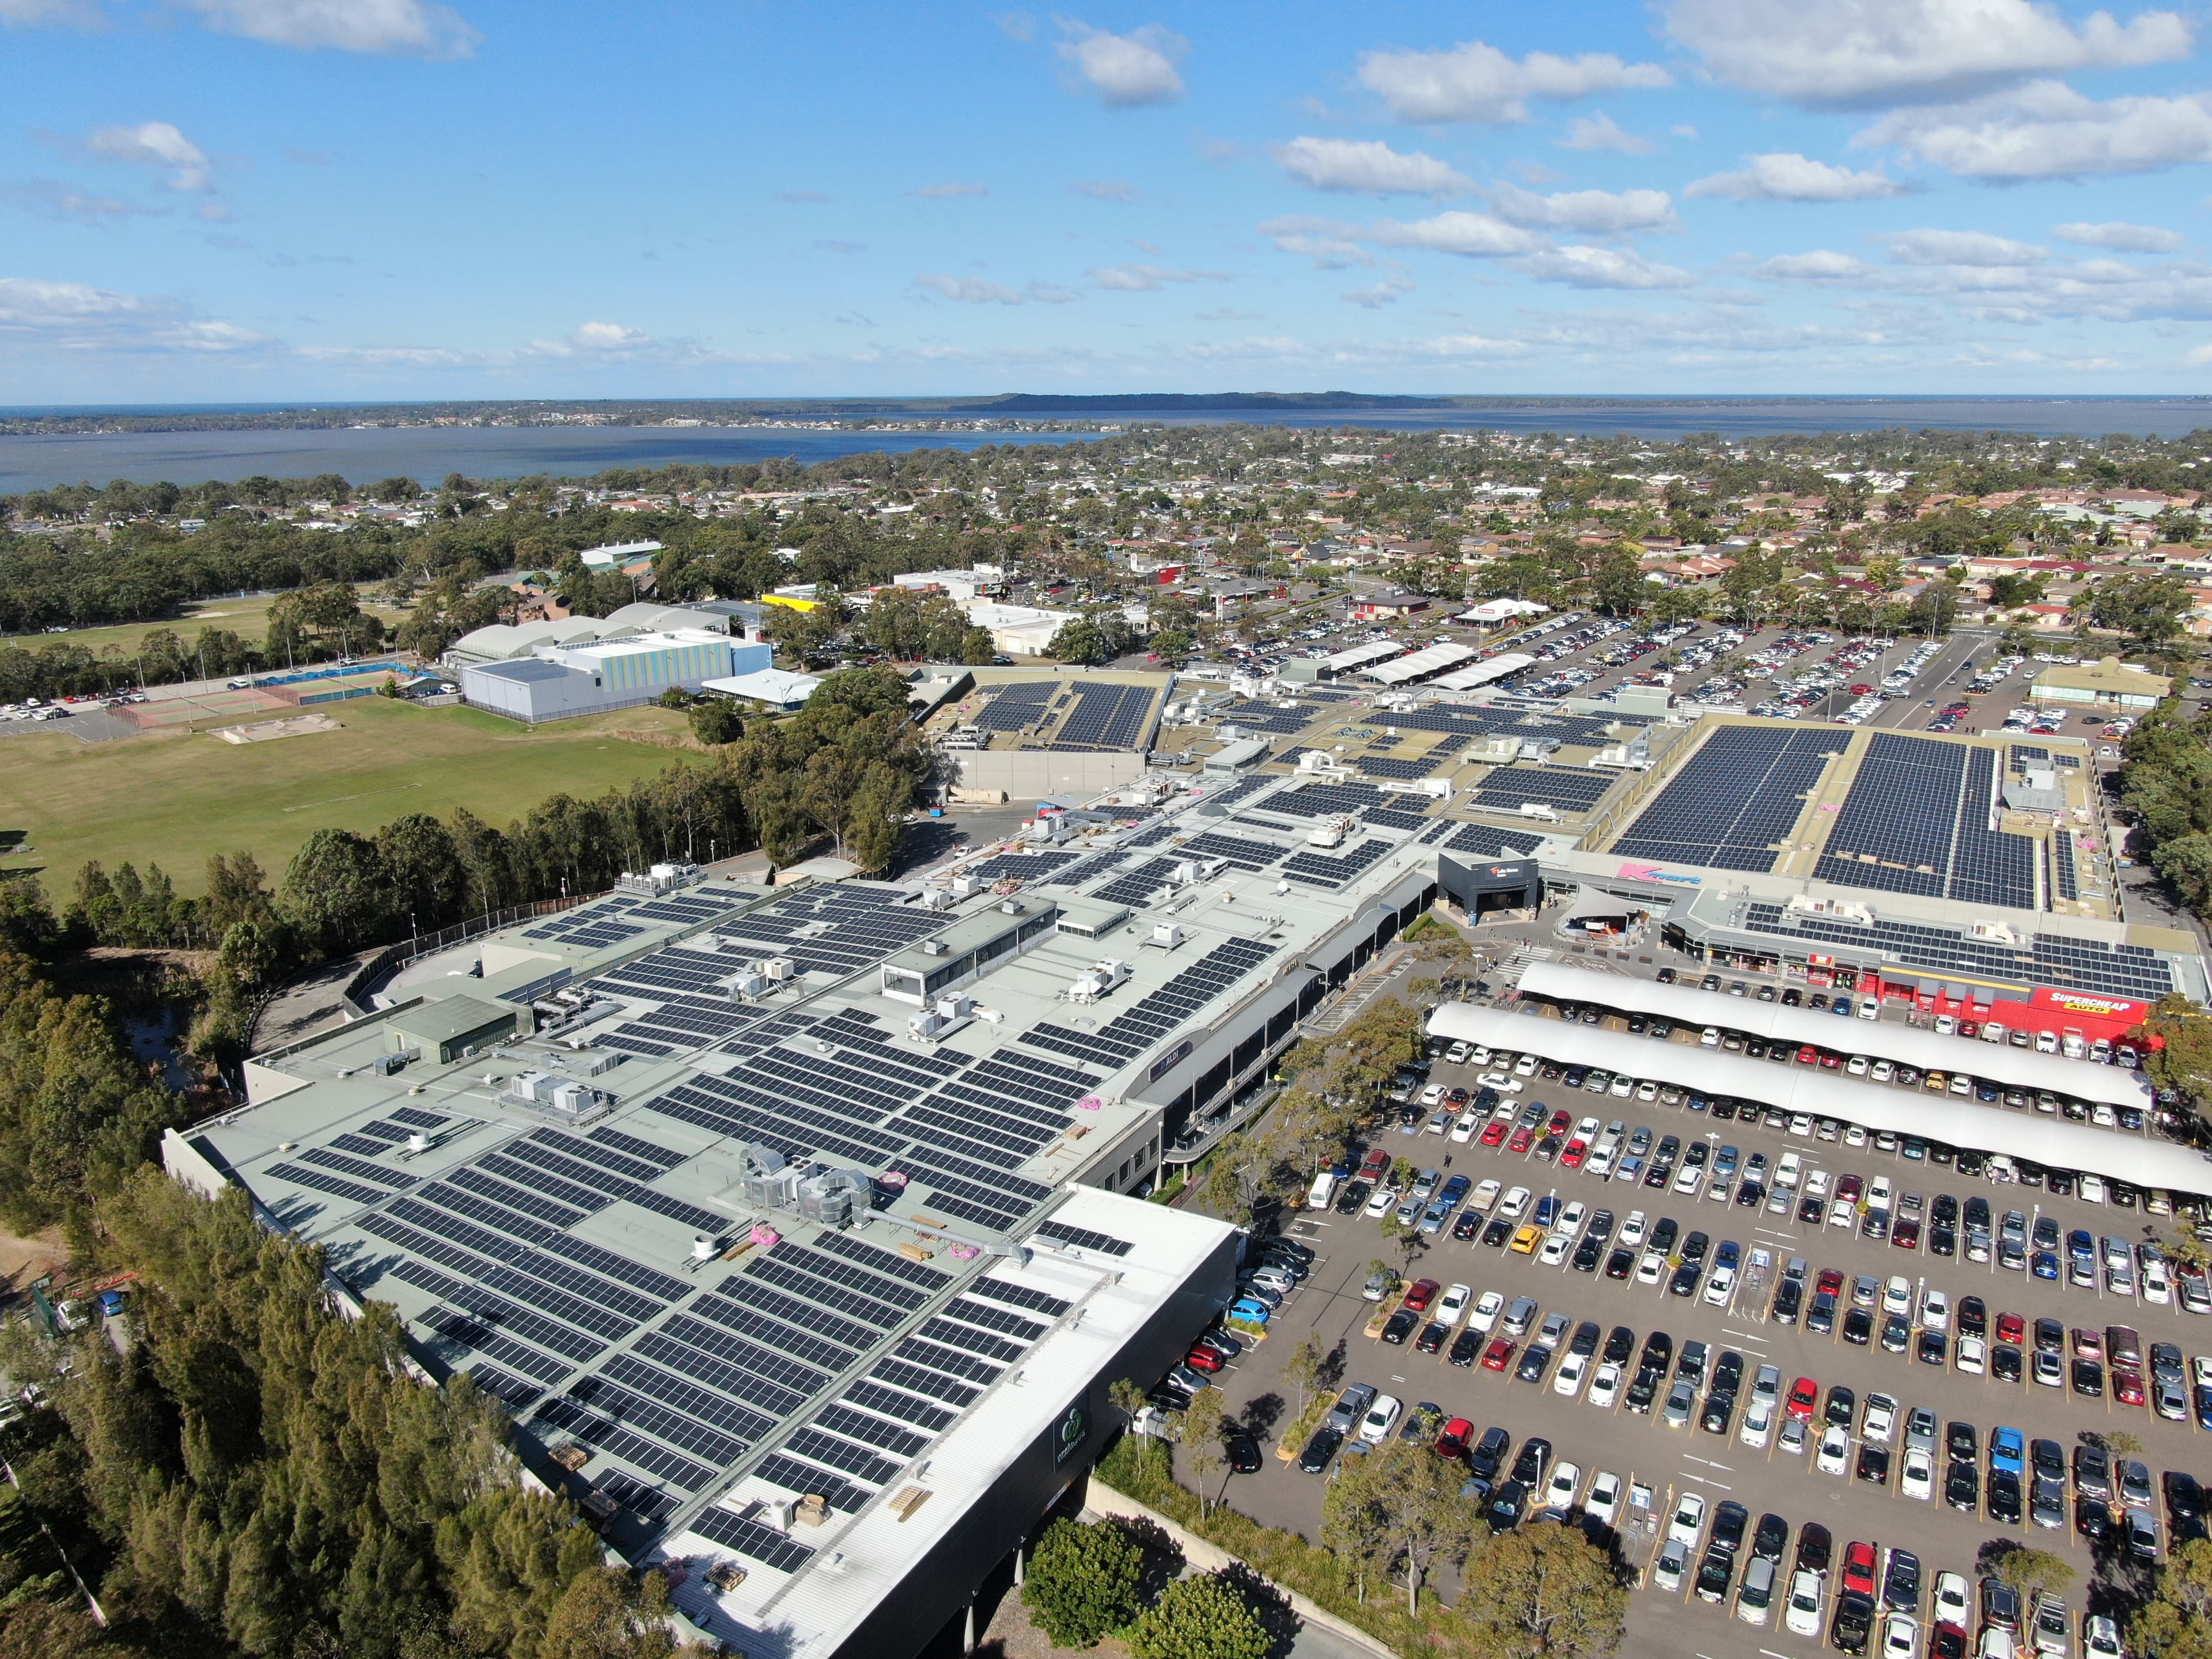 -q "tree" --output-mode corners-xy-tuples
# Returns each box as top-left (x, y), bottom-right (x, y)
(2082, 571), (2191, 645)
(1281, 1332), (1327, 1417)
(2133, 1538), (2212, 1659)
(1020, 1518), (1142, 1648)
(688, 699), (745, 745)
(1180, 1386), (1228, 1518)
(1123, 1573), (1270, 1659)
(2142, 994), (2212, 1107)
(1456, 1521), (1627, 1659)
(281, 827), (399, 955)
(1590, 550), (1646, 617)
(1983, 1543), (2076, 1610)
(1047, 616), (1112, 665)
(1322, 1439), (1475, 1613)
